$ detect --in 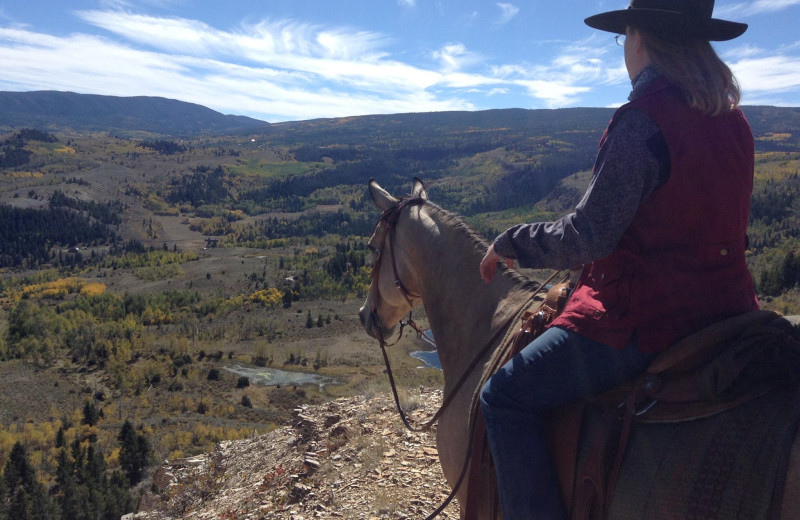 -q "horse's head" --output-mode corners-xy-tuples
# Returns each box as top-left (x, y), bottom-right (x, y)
(359, 178), (428, 343)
